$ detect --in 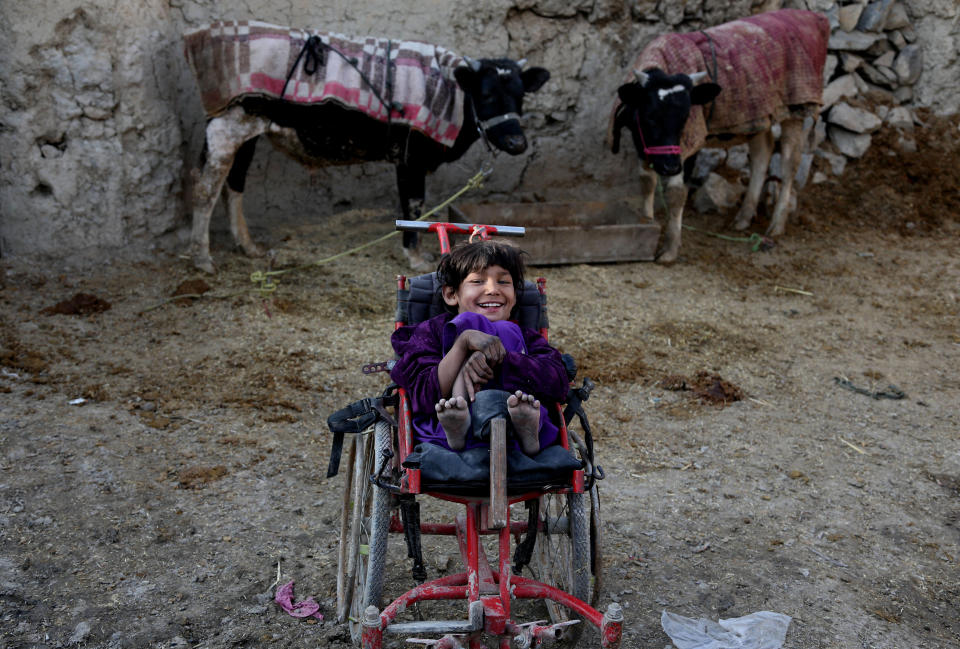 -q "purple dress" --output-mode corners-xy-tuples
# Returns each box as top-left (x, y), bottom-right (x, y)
(390, 311), (568, 451)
